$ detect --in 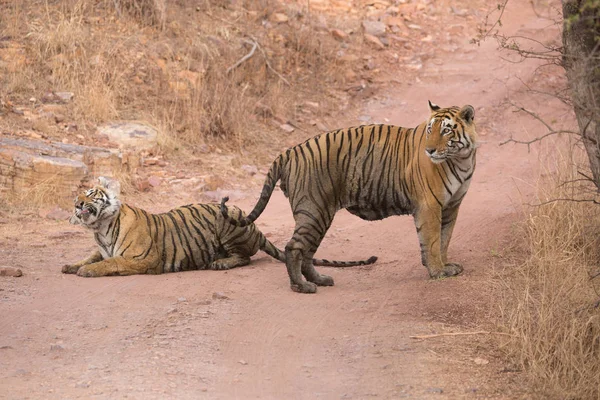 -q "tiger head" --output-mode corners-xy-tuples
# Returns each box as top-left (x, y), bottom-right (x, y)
(424, 101), (477, 164)
(70, 177), (121, 230)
